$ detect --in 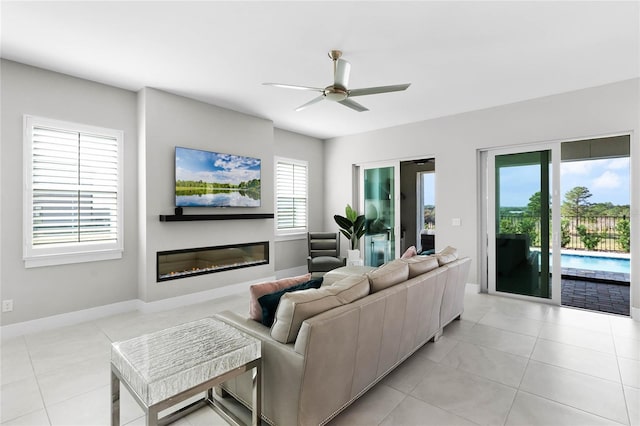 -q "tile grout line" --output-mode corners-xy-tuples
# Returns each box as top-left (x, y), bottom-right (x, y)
(515, 389), (630, 426)
(610, 316), (633, 426)
(502, 318), (539, 426)
(513, 328), (630, 426)
(26, 334), (52, 426)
